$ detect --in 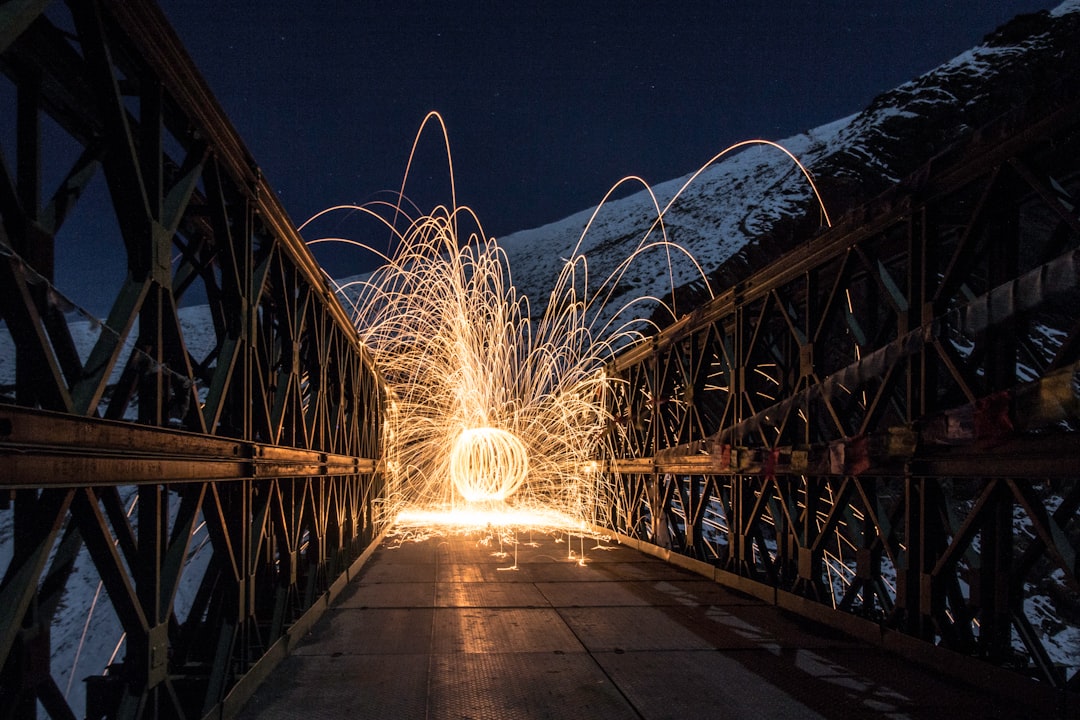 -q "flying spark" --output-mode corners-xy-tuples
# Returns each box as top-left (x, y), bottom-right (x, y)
(303, 111), (829, 533)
